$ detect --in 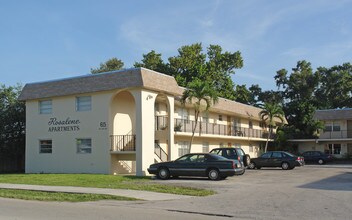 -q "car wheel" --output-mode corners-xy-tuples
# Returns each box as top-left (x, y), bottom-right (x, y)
(248, 162), (256, 169)
(157, 167), (170, 180)
(281, 162), (290, 170)
(208, 168), (220, 180)
(244, 155), (251, 167)
(318, 159), (325, 165)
